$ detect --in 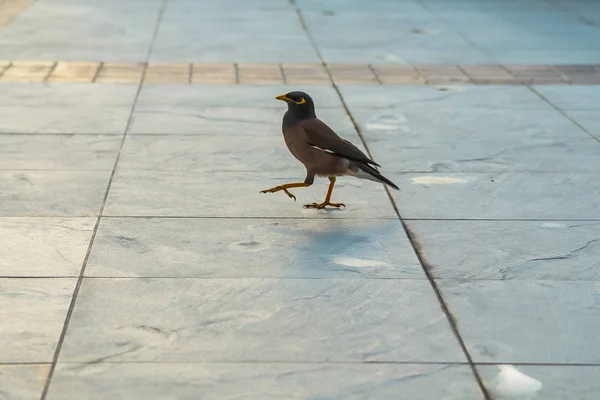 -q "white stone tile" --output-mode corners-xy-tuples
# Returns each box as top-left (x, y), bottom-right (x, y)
(47, 362), (482, 400)
(85, 217), (422, 278)
(0, 217), (95, 277)
(60, 278), (465, 363)
(0, 279), (76, 362)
